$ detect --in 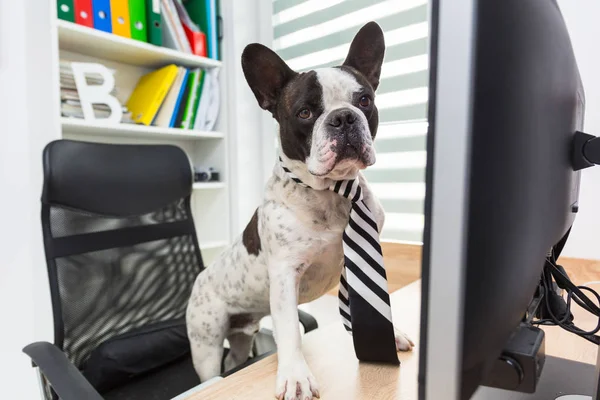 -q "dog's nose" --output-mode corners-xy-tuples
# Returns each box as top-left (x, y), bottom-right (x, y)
(327, 108), (356, 129)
